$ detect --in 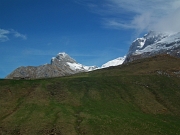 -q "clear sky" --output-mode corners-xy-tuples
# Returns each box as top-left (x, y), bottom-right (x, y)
(1, 0), (180, 78)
